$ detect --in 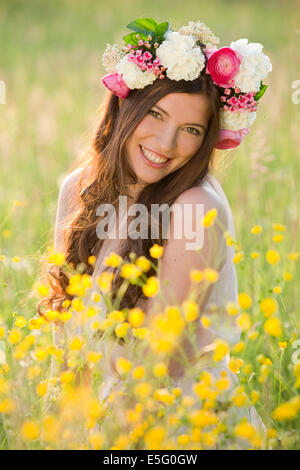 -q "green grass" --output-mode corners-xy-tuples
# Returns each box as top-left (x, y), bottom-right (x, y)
(0, 0), (300, 449)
